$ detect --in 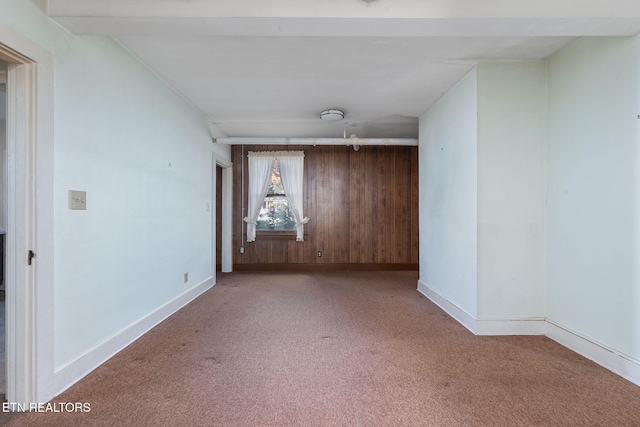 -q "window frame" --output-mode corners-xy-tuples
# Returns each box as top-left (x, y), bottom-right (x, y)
(255, 158), (298, 236)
